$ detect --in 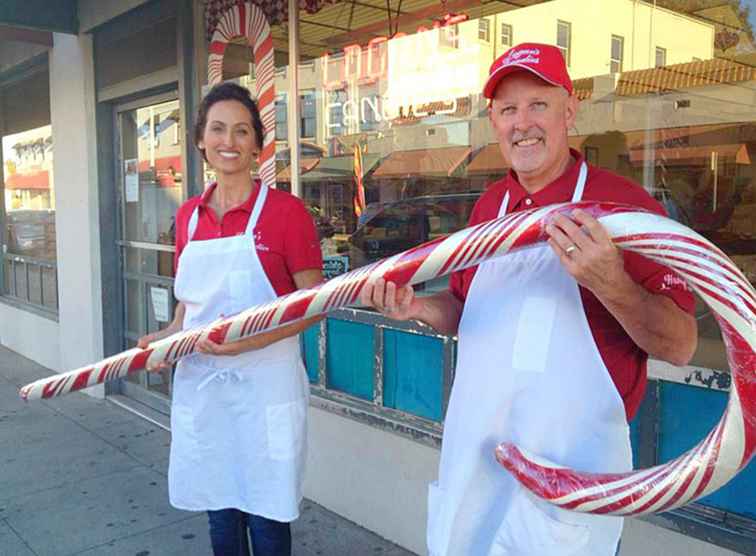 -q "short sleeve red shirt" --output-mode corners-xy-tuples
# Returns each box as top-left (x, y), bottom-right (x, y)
(174, 181), (322, 296)
(450, 151), (695, 421)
